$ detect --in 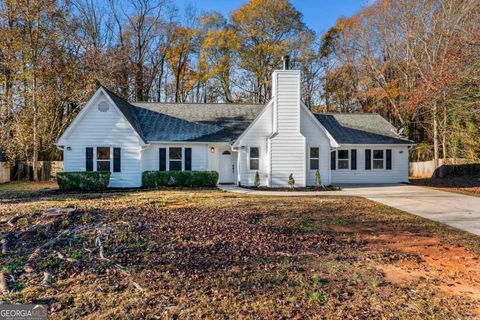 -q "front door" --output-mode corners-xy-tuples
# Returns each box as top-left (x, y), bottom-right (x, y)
(219, 150), (234, 183)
